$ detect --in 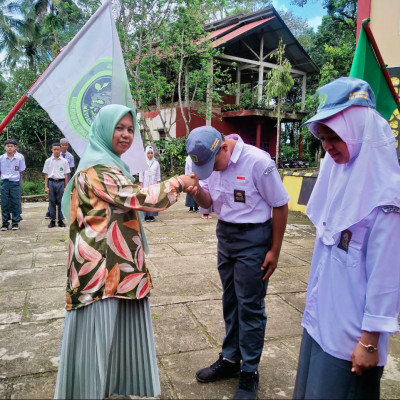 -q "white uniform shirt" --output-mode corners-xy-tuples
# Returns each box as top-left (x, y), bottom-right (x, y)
(185, 156), (193, 176)
(60, 150), (75, 168)
(15, 151), (25, 162)
(139, 159), (161, 188)
(43, 156), (70, 179)
(201, 135), (289, 223)
(0, 153), (26, 181)
(302, 207), (400, 366)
